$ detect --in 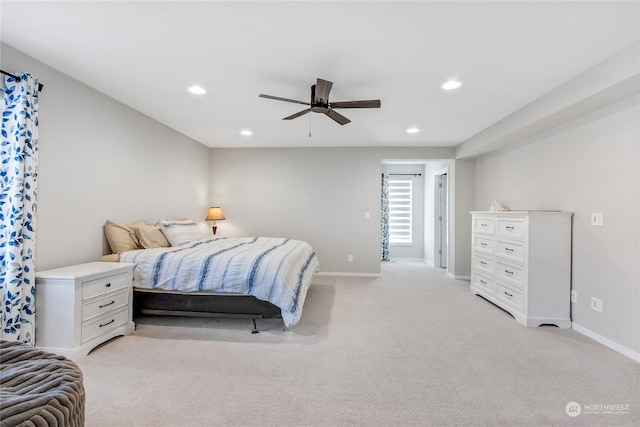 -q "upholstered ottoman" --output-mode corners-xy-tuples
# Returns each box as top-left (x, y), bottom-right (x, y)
(0, 340), (85, 427)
